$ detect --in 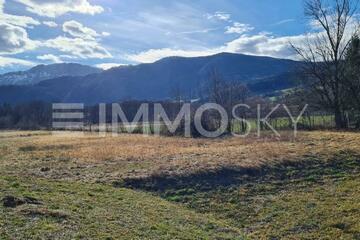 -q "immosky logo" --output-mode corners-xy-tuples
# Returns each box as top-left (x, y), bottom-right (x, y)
(52, 103), (308, 138)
